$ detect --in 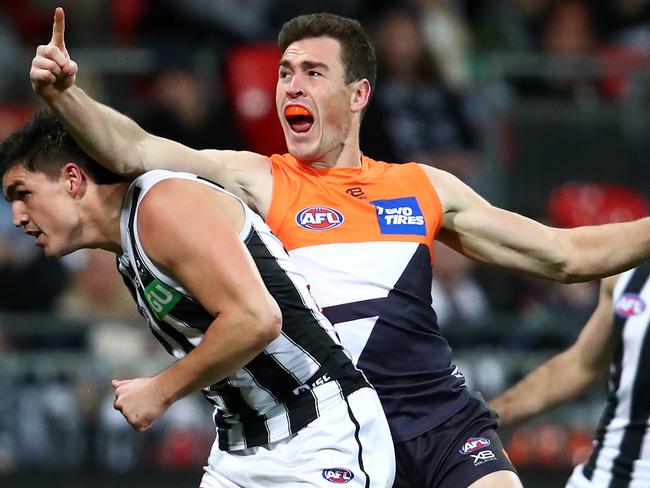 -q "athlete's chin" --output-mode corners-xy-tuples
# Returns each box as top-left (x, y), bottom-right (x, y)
(41, 245), (57, 257)
(42, 241), (75, 258)
(286, 142), (319, 163)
